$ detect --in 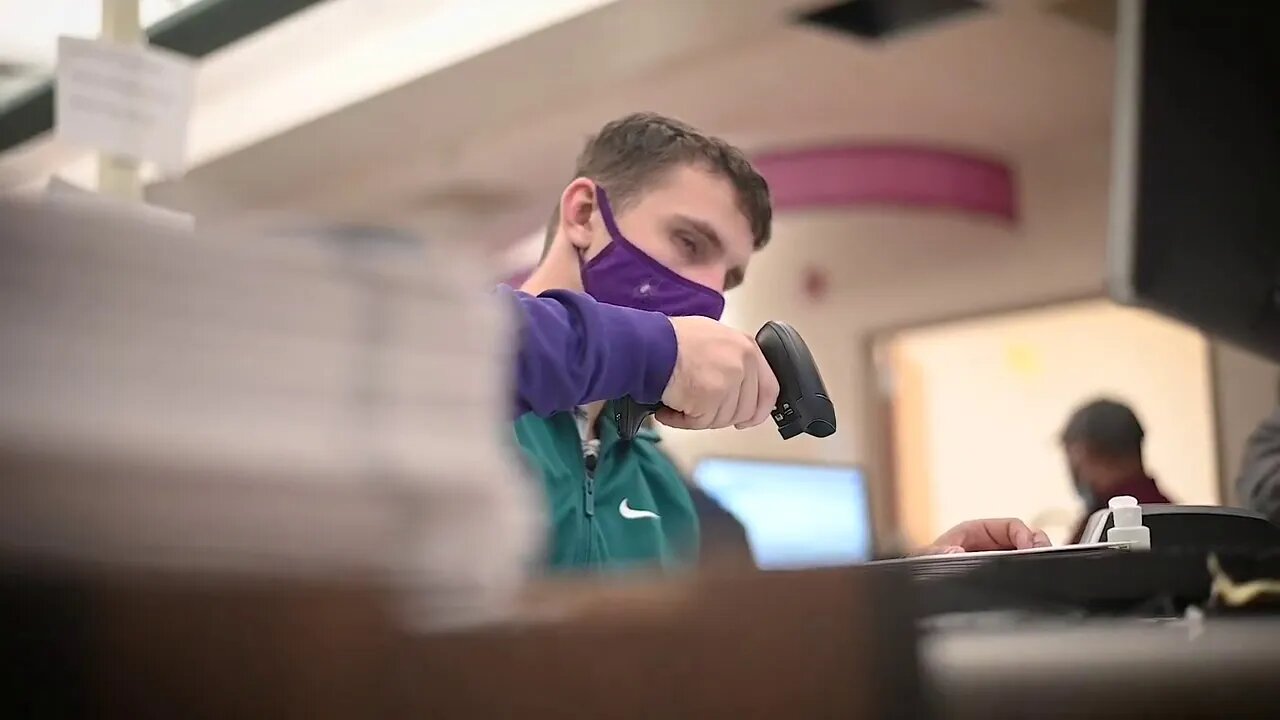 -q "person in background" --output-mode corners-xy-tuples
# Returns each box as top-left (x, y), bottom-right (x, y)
(1061, 397), (1173, 543)
(1235, 378), (1280, 525)
(503, 112), (1049, 572)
